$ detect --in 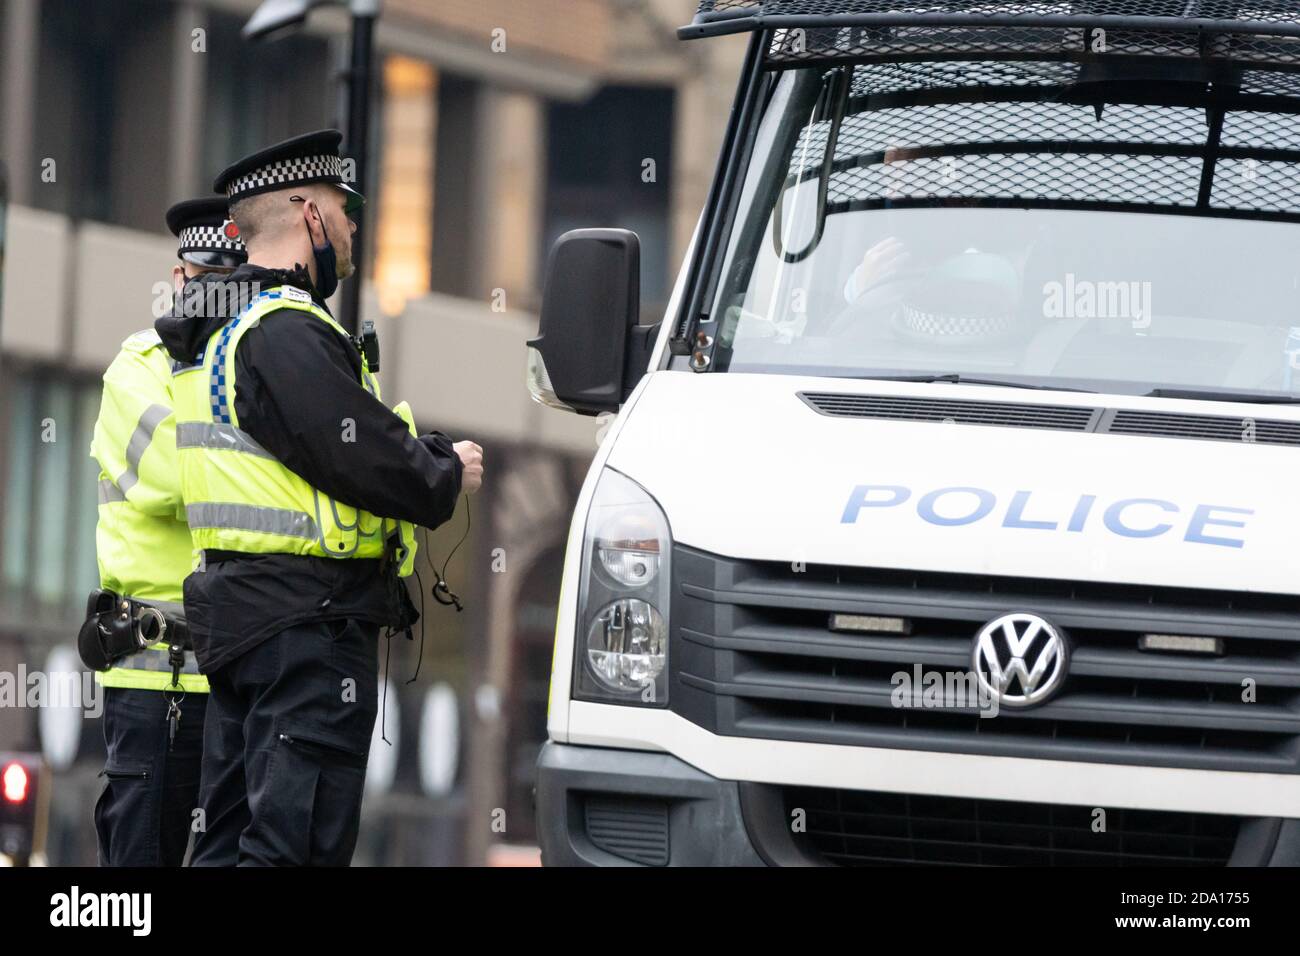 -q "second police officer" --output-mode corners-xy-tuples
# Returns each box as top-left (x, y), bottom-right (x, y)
(86, 199), (247, 866)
